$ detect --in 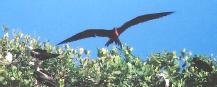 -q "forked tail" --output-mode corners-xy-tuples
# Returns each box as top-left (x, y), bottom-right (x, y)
(105, 38), (122, 47)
